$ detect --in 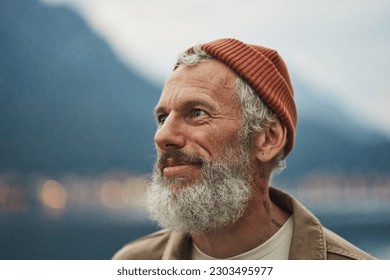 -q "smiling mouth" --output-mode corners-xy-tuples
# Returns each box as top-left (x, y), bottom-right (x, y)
(162, 163), (201, 177)
(158, 150), (204, 178)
